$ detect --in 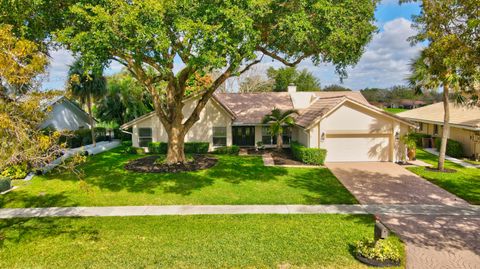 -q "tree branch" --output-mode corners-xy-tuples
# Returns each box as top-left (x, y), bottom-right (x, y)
(255, 46), (308, 67)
